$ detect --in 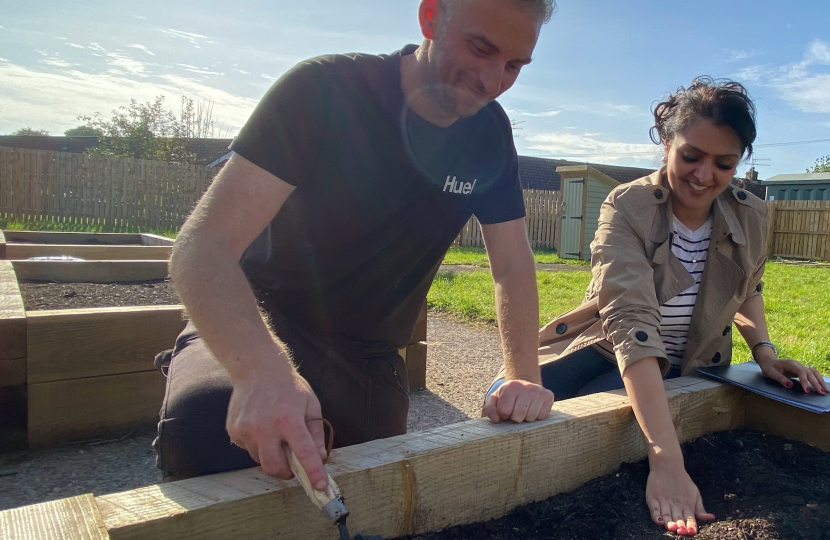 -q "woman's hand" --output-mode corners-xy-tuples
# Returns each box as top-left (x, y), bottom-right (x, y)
(646, 456), (715, 536)
(756, 356), (828, 395)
